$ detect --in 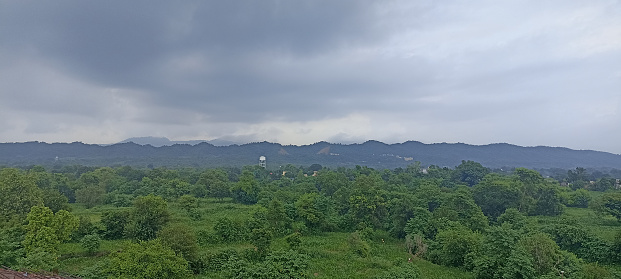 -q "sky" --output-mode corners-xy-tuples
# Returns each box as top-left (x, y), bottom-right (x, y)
(1, 1), (620, 154)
